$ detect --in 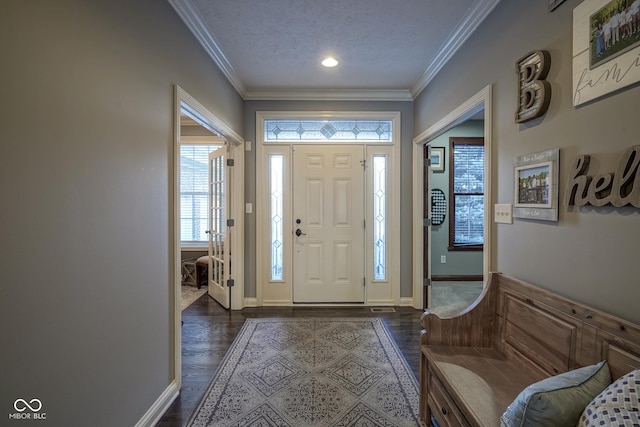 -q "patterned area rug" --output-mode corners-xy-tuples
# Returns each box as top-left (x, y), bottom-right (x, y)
(181, 286), (207, 310)
(187, 317), (420, 427)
